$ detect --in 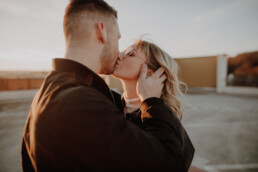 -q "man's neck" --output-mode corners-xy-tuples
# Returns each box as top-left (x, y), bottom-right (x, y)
(64, 43), (102, 74)
(121, 79), (139, 99)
